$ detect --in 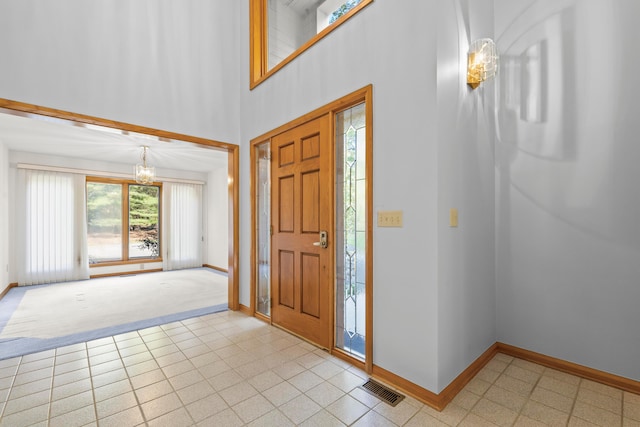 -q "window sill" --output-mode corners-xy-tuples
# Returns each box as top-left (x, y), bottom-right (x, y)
(89, 258), (163, 268)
